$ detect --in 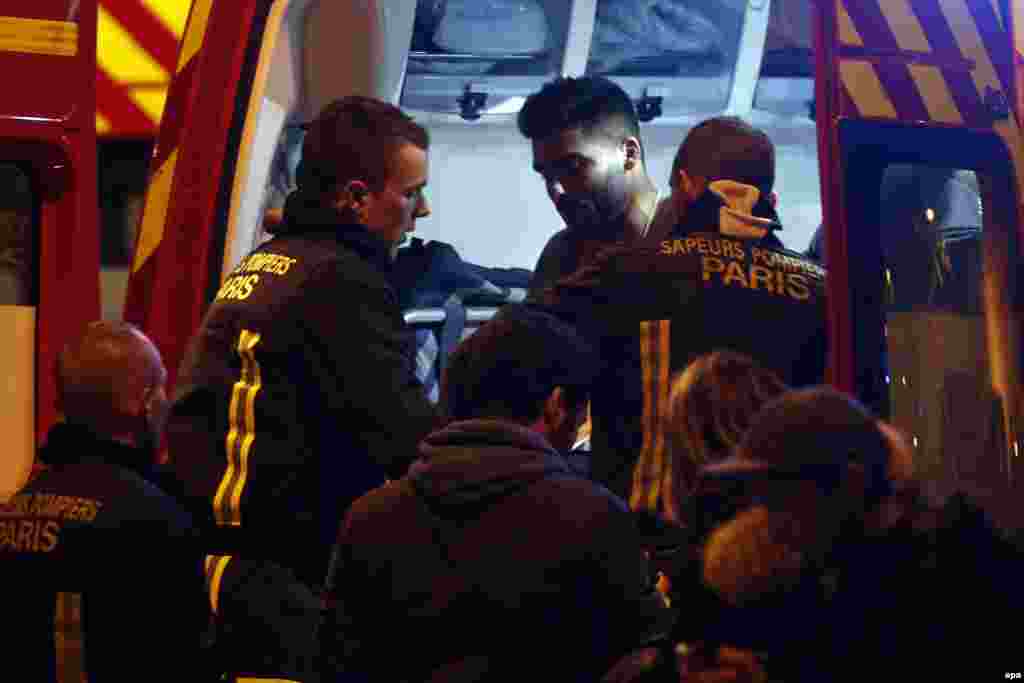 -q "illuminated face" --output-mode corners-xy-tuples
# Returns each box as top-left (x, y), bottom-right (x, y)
(362, 143), (431, 248)
(531, 128), (629, 240)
